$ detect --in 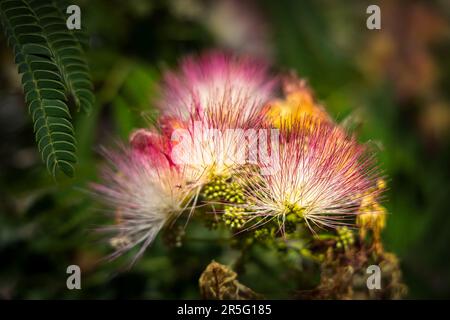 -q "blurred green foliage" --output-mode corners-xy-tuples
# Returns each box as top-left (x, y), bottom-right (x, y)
(1, 0), (449, 299)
